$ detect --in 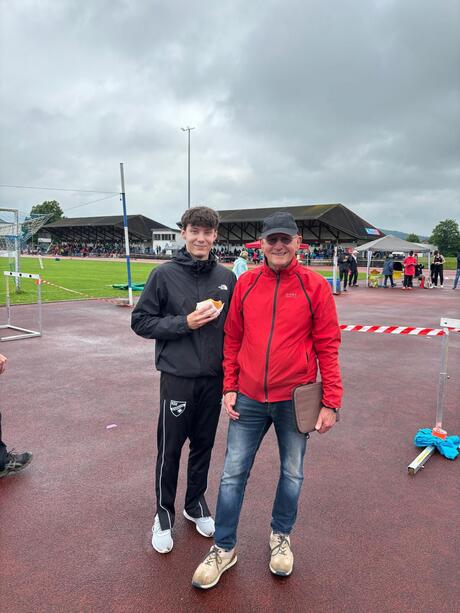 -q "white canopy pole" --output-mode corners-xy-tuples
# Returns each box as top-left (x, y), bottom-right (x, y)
(332, 245), (338, 294)
(366, 250), (371, 287)
(427, 251), (431, 288)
